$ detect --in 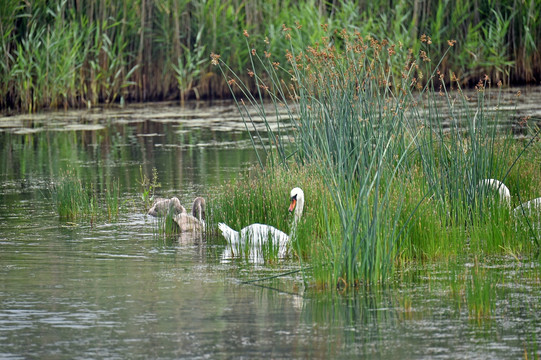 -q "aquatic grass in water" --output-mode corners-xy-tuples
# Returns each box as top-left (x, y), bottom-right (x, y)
(465, 258), (497, 321)
(153, 210), (181, 238)
(51, 171), (123, 223)
(412, 76), (516, 224)
(216, 26), (541, 288)
(105, 178), (121, 221)
(52, 172), (96, 221)
(395, 170), (466, 261)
